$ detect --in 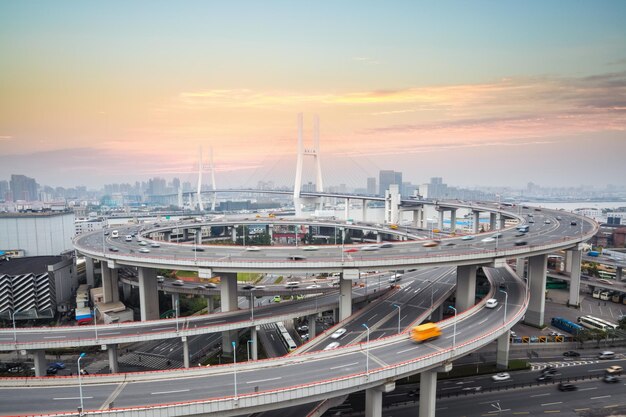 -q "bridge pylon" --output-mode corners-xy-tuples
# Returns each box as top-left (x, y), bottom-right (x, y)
(293, 113), (324, 217)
